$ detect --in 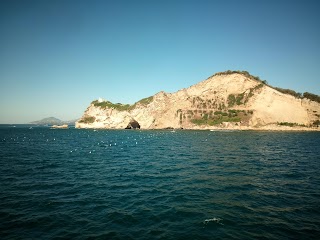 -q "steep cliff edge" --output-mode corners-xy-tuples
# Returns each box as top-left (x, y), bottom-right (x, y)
(76, 71), (320, 130)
